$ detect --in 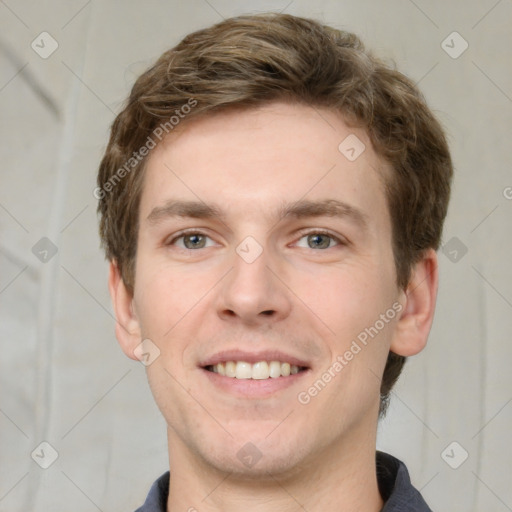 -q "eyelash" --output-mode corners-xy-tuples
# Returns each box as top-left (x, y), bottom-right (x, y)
(166, 228), (345, 250)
